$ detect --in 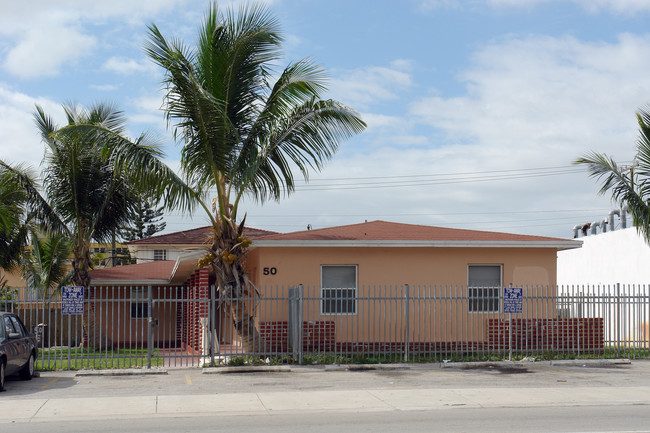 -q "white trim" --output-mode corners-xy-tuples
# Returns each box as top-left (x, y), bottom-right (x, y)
(253, 239), (581, 250)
